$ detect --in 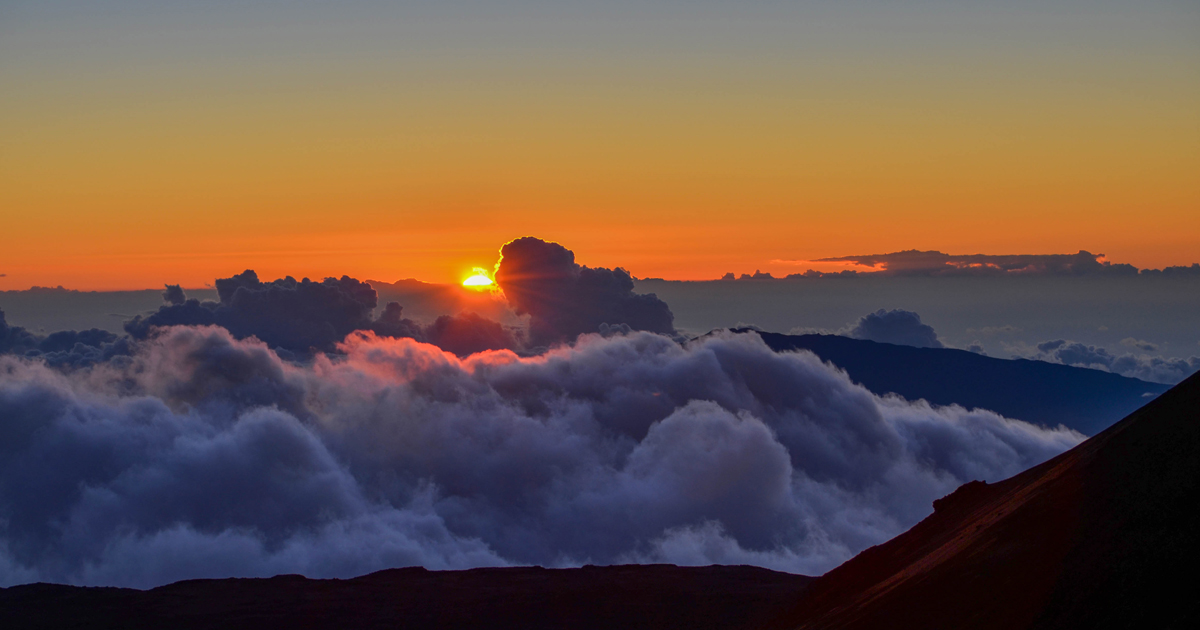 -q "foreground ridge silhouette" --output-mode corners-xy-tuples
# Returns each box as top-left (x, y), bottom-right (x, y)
(0, 564), (811, 630)
(764, 370), (1200, 630)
